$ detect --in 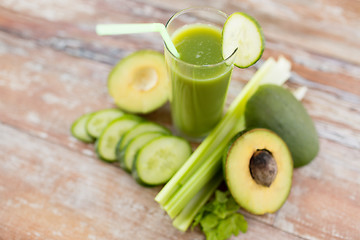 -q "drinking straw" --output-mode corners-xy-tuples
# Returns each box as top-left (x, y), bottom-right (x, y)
(96, 23), (180, 58)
